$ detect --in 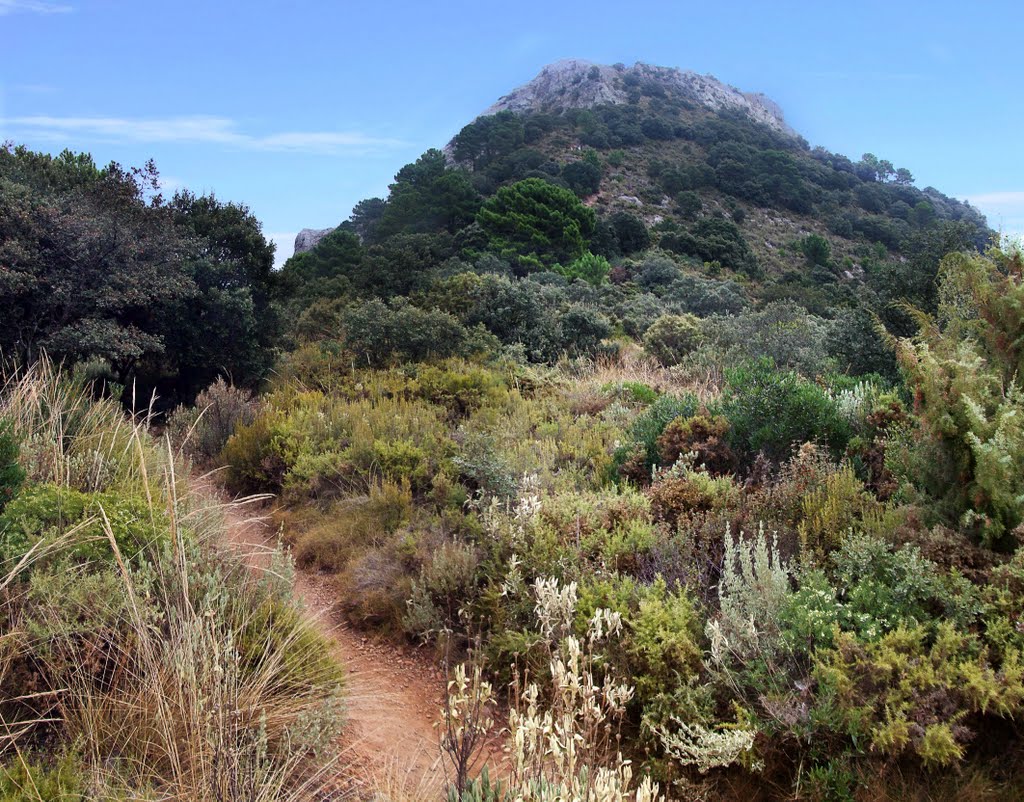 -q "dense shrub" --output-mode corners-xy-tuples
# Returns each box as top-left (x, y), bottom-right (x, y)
(721, 359), (851, 464)
(0, 418), (25, 512)
(702, 301), (831, 376)
(613, 394), (700, 484)
(642, 314), (702, 366)
(889, 248), (1024, 545)
(649, 469), (740, 528)
(339, 298), (474, 366)
(0, 483), (164, 565)
(555, 252), (611, 287)
(476, 178), (597, 270)
(657, 414), (736, 475)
